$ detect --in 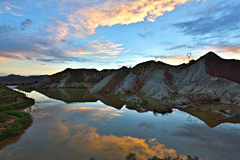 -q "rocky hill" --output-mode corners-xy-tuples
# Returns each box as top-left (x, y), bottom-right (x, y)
(20, 68), (124, 89)
(0, 74), (48, 85)
(21, 52), (240, 107)
(90, 52), (240, 107)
